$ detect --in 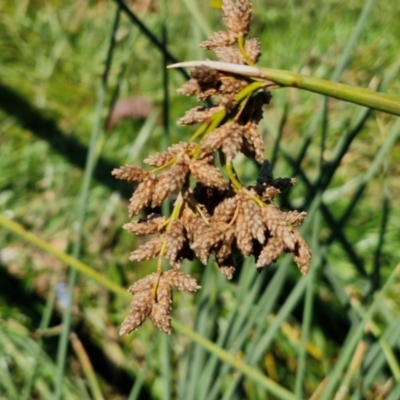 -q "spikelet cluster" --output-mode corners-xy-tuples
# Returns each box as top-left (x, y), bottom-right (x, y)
(114, 0), (311, 335)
